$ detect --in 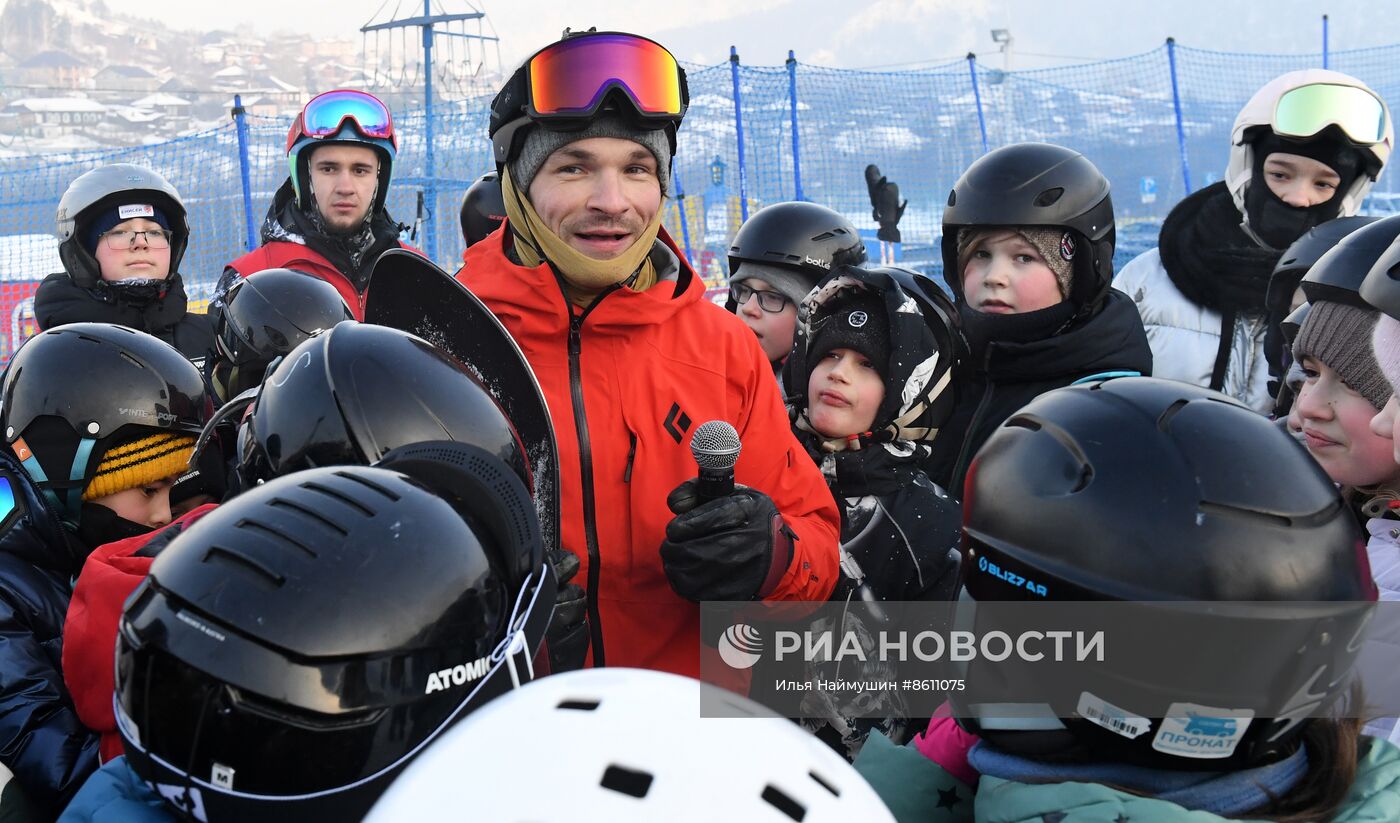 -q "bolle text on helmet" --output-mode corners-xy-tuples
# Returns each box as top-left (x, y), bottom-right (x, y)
(425, 655), (492, 694)
(805, 255), (831, 270)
